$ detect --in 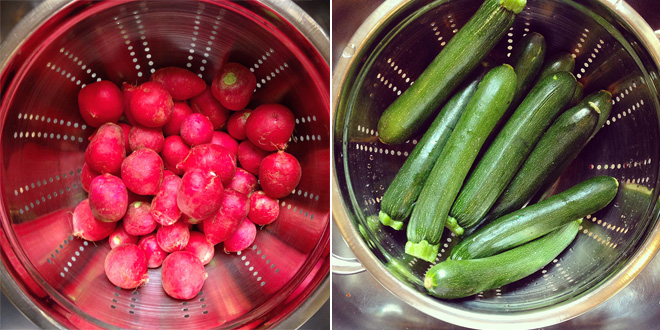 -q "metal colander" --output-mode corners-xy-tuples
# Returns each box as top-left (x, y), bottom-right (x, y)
(333, 0), (660, 328)
(0, 0), (329, 329)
